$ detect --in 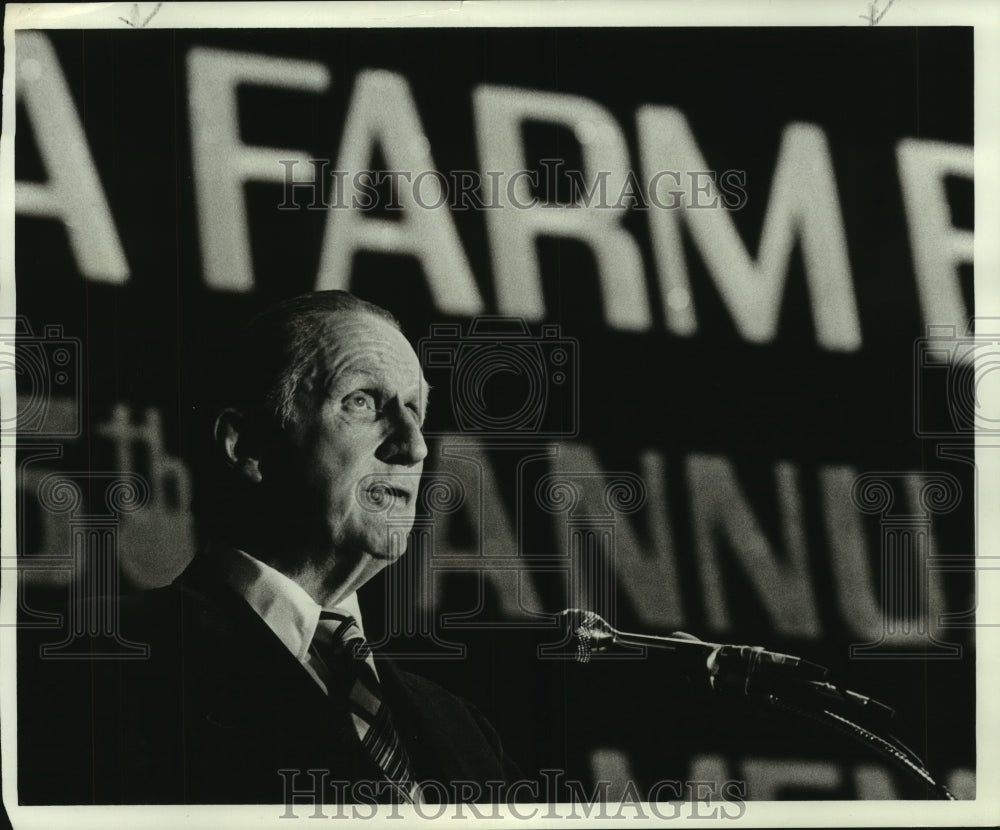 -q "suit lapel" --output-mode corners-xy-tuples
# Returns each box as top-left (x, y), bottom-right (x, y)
(171, 556), (485, 795)
(172, 555), (358, 749)
(376, 658), (496, 787)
